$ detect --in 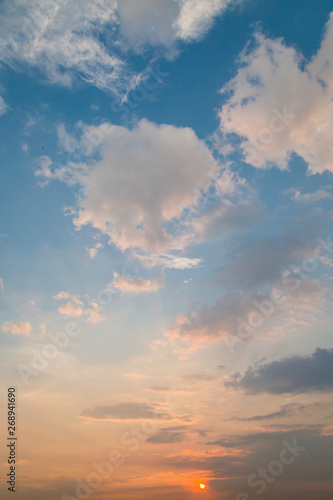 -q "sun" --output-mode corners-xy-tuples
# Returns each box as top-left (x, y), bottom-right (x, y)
(199, 483), (206, 490)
